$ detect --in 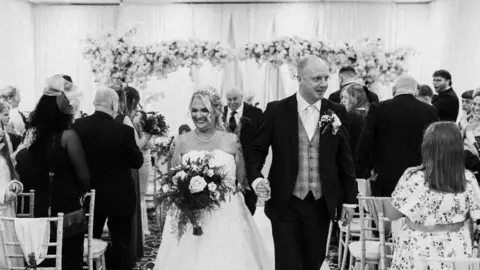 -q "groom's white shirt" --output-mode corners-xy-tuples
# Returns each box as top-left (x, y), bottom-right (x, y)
(252, 93), (321, 192)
